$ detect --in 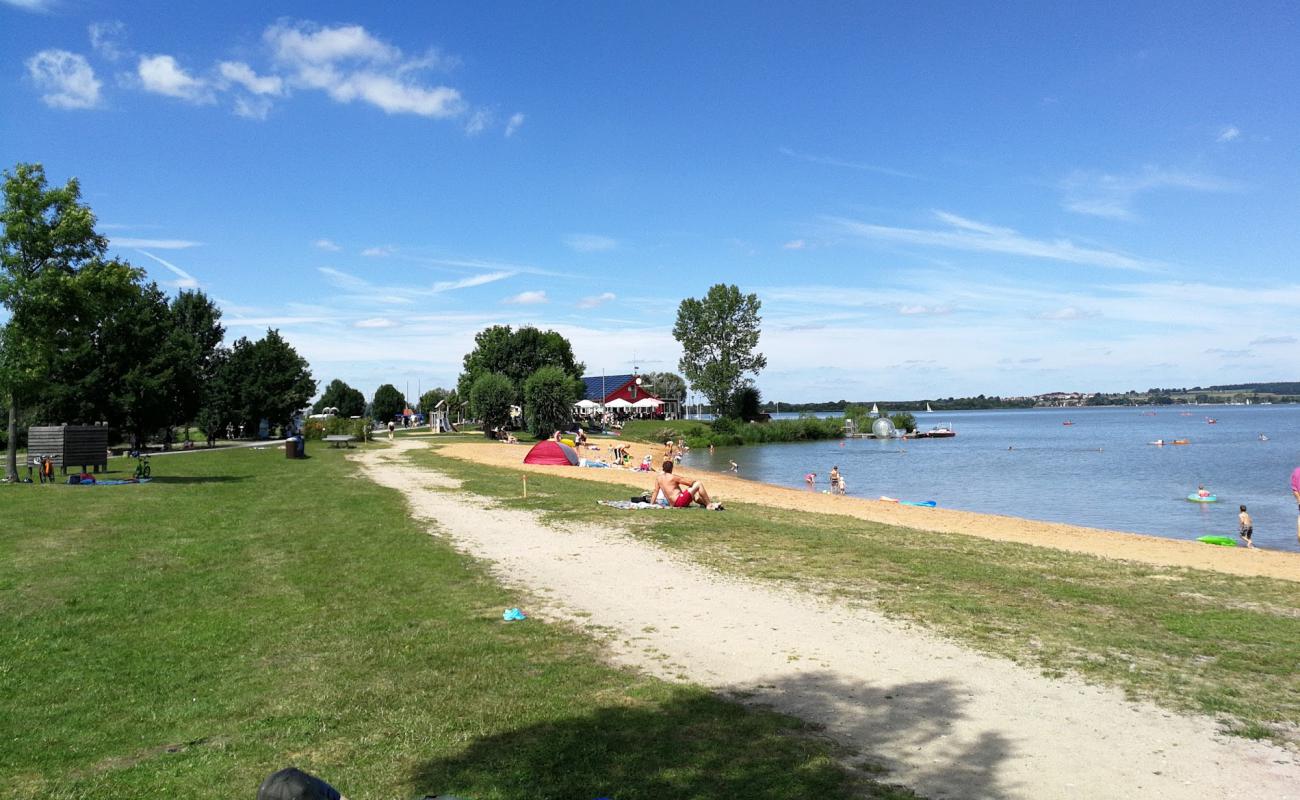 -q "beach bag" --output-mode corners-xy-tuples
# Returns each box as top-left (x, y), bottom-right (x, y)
(256, 767), (342, 800)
